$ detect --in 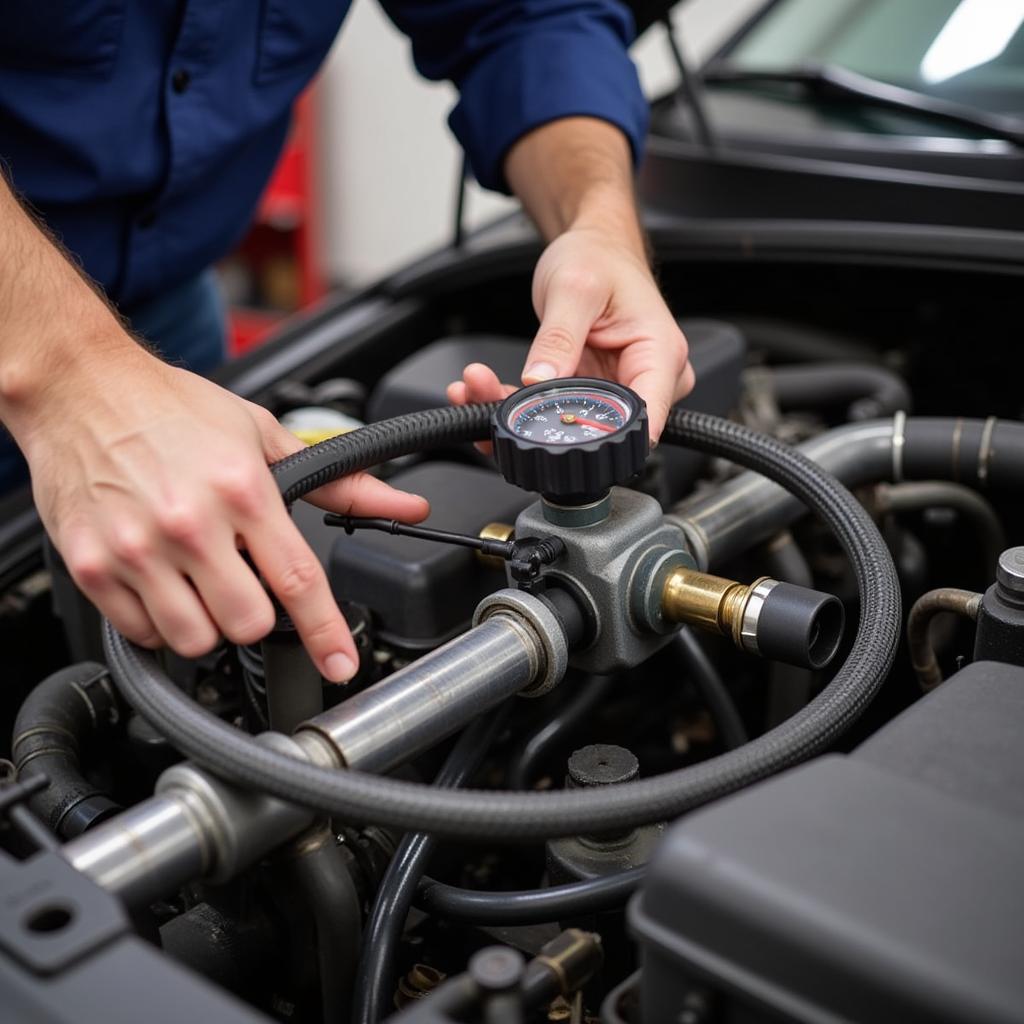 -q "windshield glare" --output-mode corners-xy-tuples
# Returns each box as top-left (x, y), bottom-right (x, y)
(729, 0), (1024, 115)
